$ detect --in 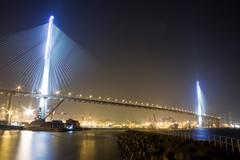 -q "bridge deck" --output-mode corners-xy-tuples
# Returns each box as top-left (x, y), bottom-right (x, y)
(0, 89), (219, 120)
